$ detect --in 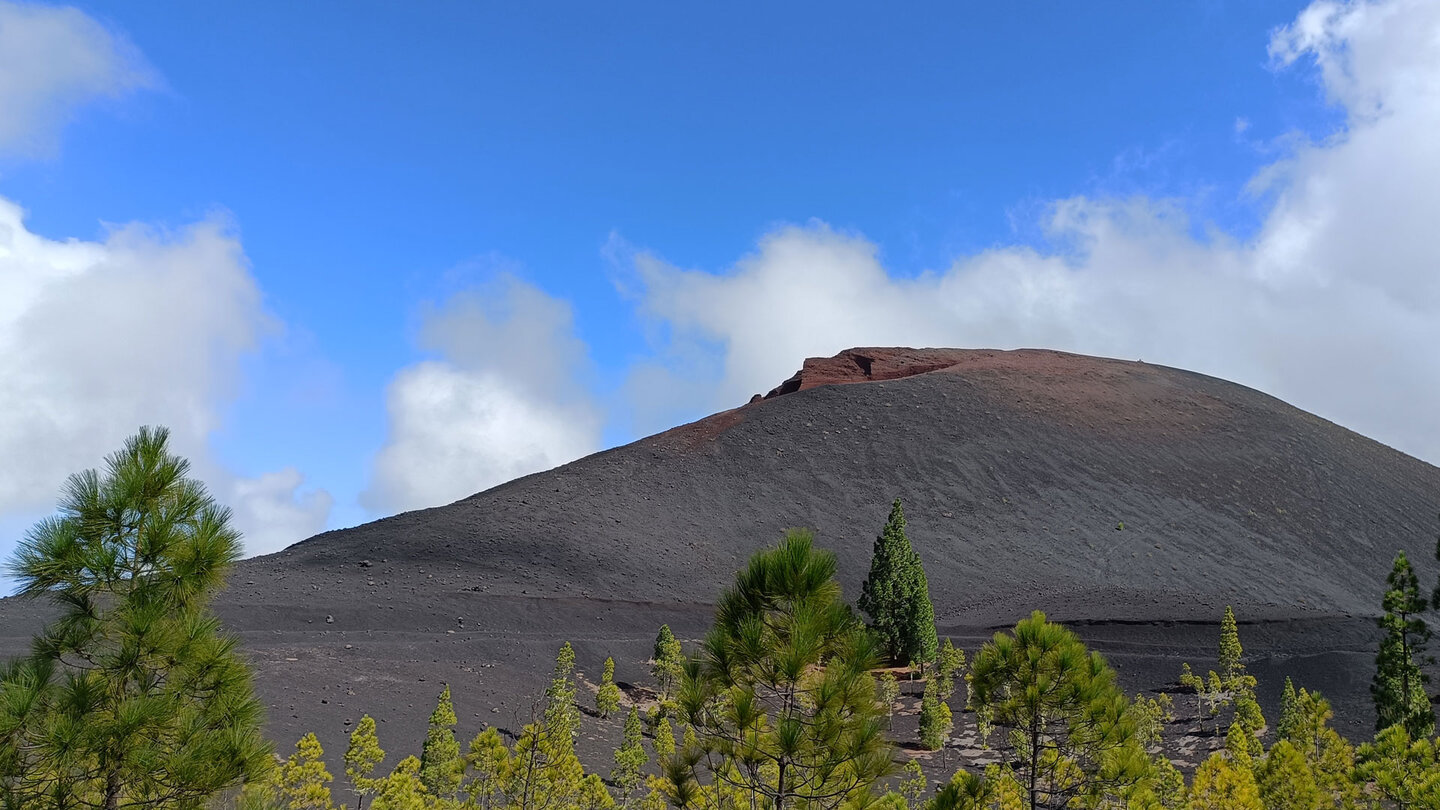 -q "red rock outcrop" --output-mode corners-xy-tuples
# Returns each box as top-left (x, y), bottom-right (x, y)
(763, 348), (977, 398)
